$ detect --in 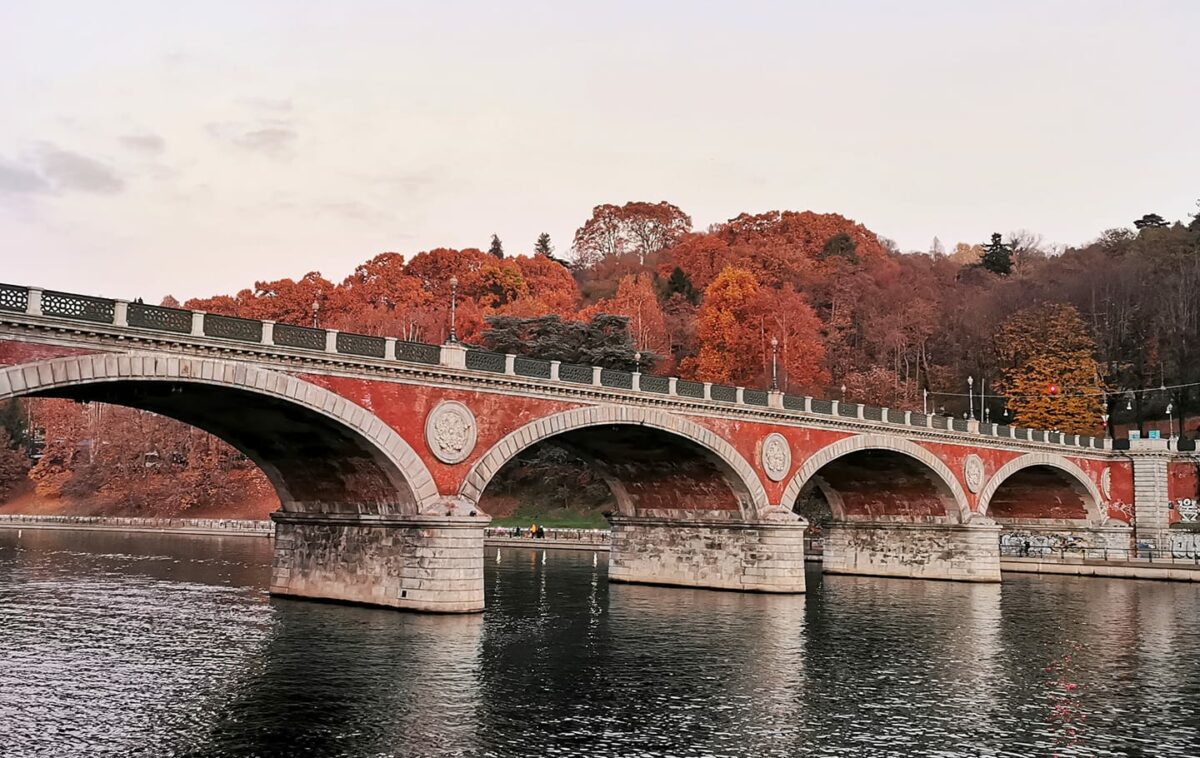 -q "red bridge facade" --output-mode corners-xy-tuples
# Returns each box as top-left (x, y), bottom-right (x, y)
(1, 284), (1195, 612)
